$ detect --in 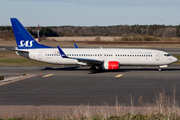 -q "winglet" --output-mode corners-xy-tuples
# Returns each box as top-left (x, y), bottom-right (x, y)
(74, 43), (78, 48)
(57, 46), (68, 58)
